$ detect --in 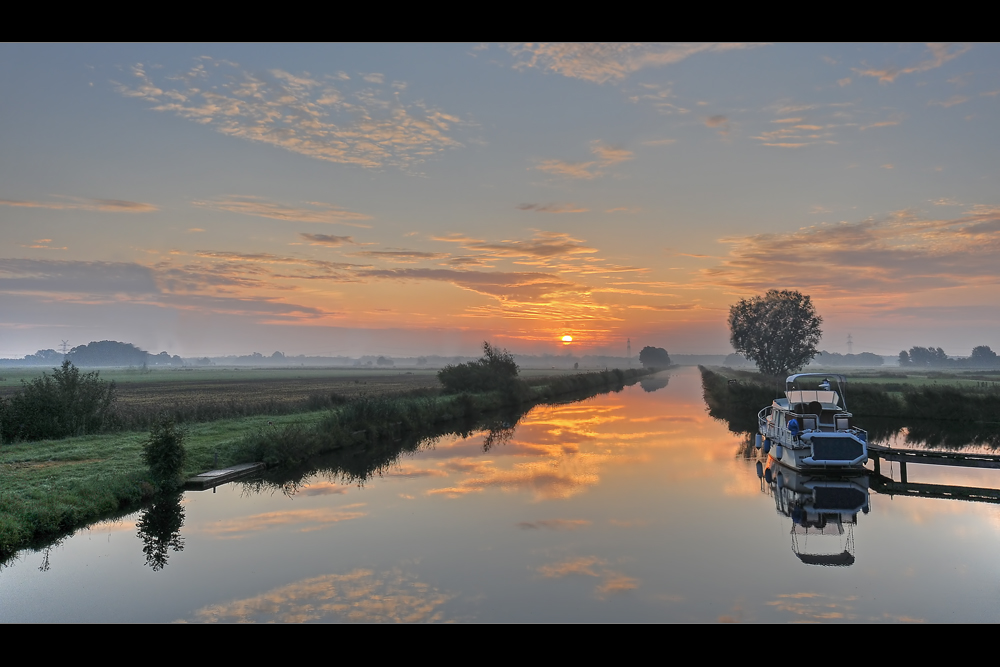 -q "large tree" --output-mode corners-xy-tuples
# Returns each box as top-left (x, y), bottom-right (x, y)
(728, 289), (823, 377)
(638, 346), (671, 369)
